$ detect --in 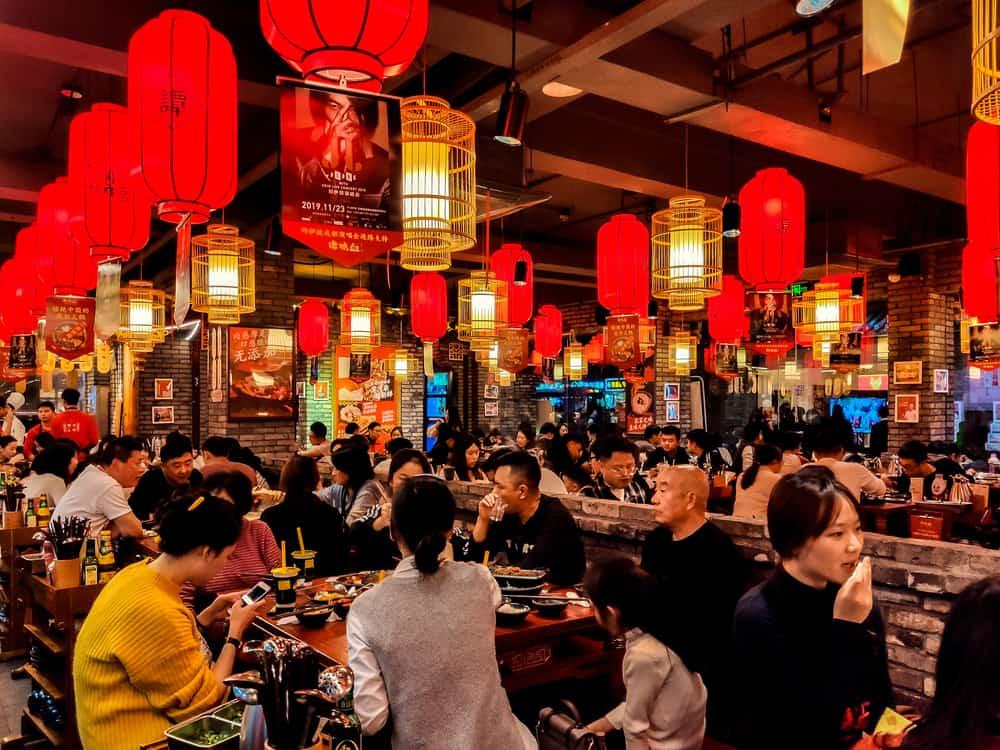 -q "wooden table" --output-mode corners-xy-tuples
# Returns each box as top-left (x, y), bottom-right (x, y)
(861, 501), (911, 535)
(909, 501), (976, 541)
(251, 578), (616, 694)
